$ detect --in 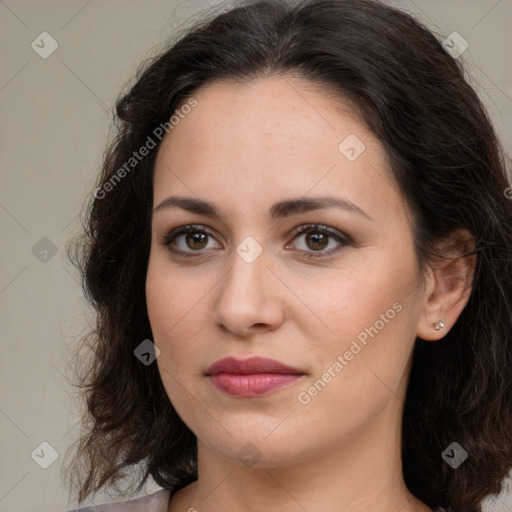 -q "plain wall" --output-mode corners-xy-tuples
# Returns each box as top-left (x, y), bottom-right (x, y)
(1, 1), (511, 511)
